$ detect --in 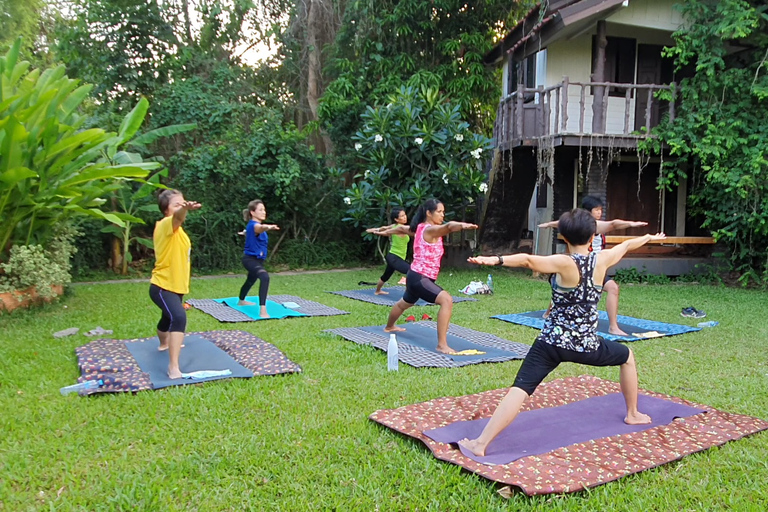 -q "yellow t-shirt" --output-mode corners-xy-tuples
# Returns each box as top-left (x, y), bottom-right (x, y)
(150, 215), (191, 294)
